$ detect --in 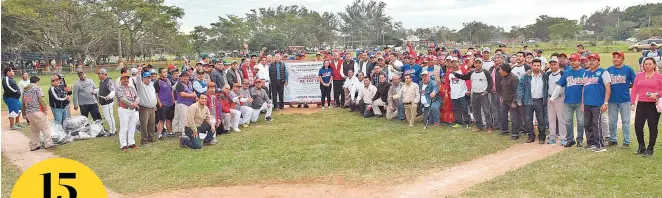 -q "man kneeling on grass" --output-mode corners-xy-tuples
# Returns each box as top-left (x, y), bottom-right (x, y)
(179, 94), (216, 149)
